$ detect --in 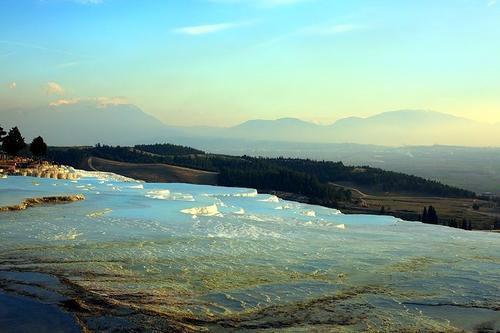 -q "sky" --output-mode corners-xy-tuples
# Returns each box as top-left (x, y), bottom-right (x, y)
(1, 0), (499, 126)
